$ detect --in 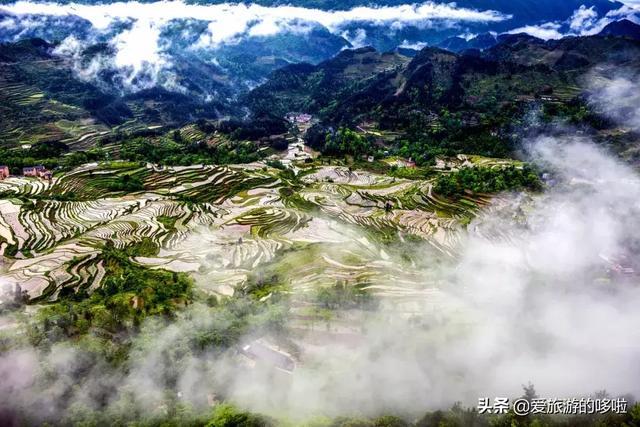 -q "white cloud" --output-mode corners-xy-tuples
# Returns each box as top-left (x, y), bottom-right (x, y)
(1, 0), (510, 46)
(603, 4), (640, 23)
(460, 32), (476, 41)
(399, 39), (429, 50)
(53, 29), (184, 94)
(194, 18), (248, 48)
(0, 16), (17, 30)
(52, 33), (82, 56)
(113, 19), (163, 72)
(569, 5), (599, 33)
(340, 28), (367, 48)
(619, 0), (640, 8)
(0, 1), (509, 28)
(52, 35), (108, 83)
(0, 0), (511, 92)
(247, 18), (284, 38)
(566, 5), (640, 36)
(587, 67), (640, 132)
(505, 4), (640, 40)
(506, 22), (564, 40)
